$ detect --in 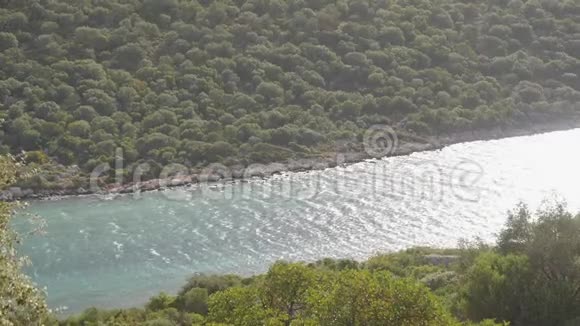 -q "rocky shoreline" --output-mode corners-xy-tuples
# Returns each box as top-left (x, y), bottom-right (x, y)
(2, 117), (580, 202)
